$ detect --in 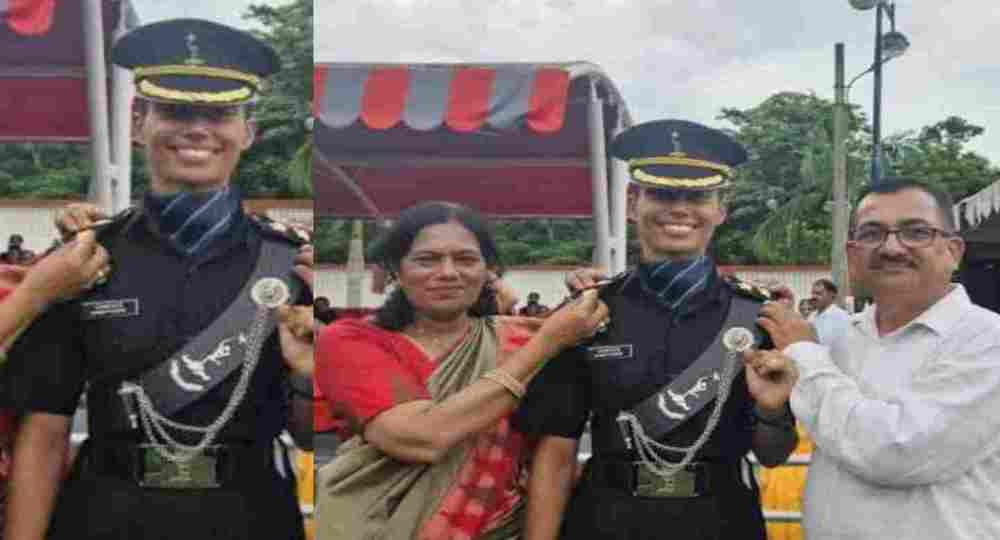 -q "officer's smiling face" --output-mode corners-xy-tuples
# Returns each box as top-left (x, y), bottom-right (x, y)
(134, 101), (254, 194)
(629, 186), (727, 262)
